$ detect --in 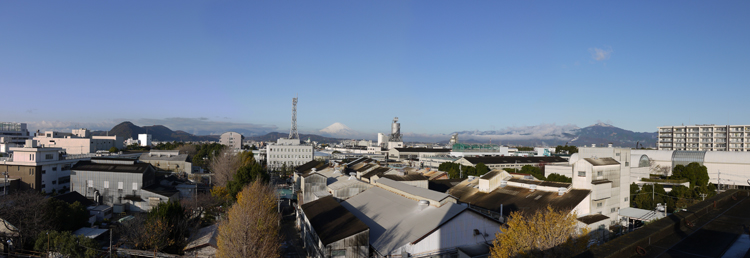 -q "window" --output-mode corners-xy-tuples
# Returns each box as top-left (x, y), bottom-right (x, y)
(132, 182), (138, 190)
(597, 202), (603, 207)
(611, 208), (616, 213)
(52, 180), (56, 185)
(52, 166), (57, 171)
(118, 182), (123, 190)
(104, 181), (109, 188)
(87, 180), (93, 187)
(331, 250), (346, 258)
(45, 154), (53, 160)
(615, 153), (620, 156)
(624, 197), (628, 202)
(625, 162), (629, 166)
(578, 171), (585, 177)
(597, 171), (602, 177)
